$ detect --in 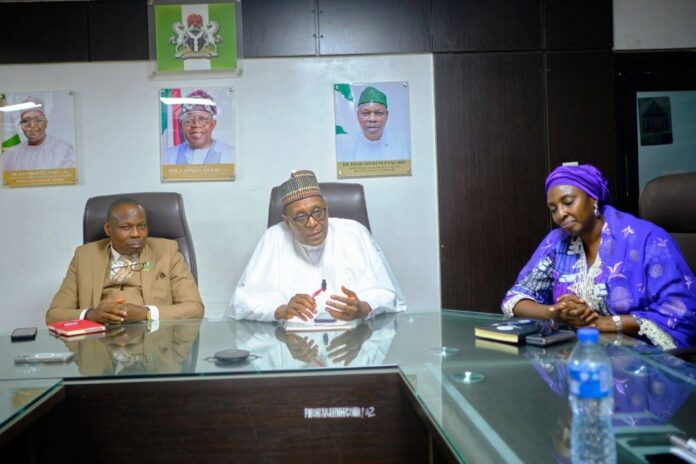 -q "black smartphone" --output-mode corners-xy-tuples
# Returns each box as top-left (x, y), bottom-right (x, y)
(525, 329), (575, 346)
(11, 327), (38, 342)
